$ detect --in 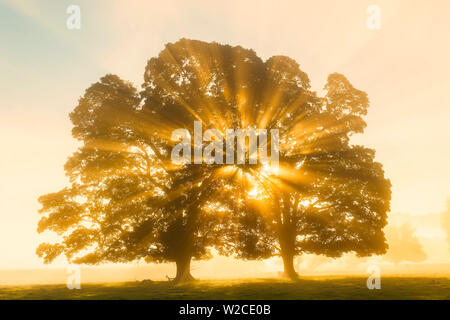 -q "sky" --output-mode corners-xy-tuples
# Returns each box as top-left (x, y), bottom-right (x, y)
(0, 0), (450, 275)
